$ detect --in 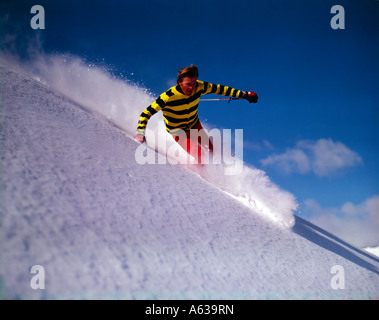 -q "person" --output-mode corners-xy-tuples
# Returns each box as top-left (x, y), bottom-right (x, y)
(134, 65), (258, 164)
